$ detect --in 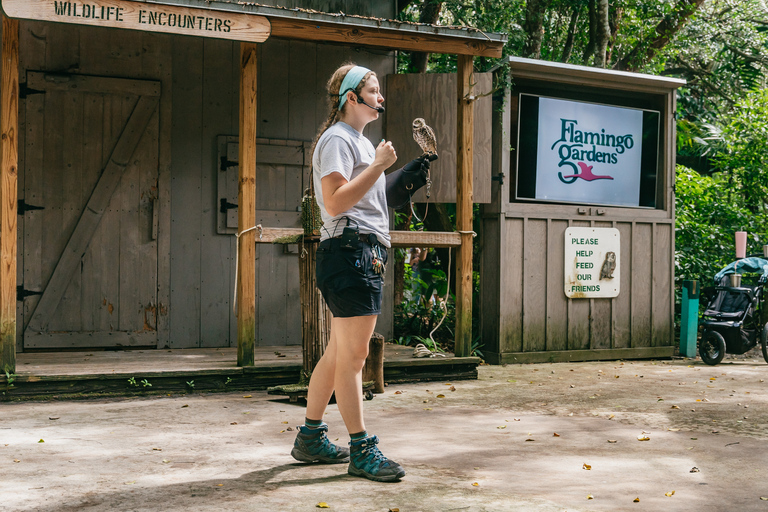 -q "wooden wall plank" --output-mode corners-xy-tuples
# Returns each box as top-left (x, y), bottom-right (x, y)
(567, 220), (591, 350)
(653, 223), (672, 347)
(170, 36), (203, 348)
(501, 218), (523, 353)
(522, 219), (547, 352)
(631, 222), (653, 348)
(479, 216), (500, 354)
(613, 222), (632, 348)
(546, 220), (568, 352)
(288, 40), (317, 143)
(200, 38), (236, 349)
(590, 221), (614, 349)
(257, 39), (291, 141)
